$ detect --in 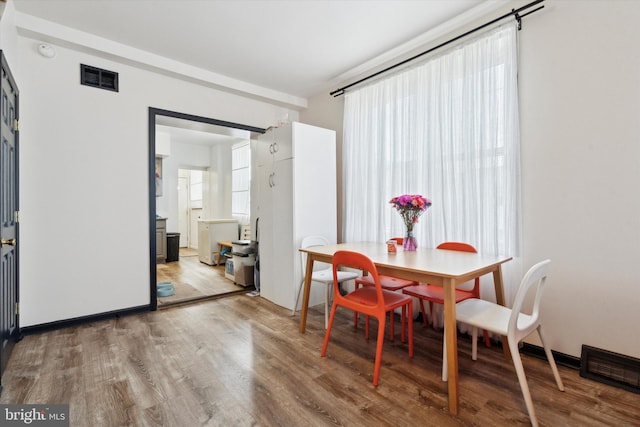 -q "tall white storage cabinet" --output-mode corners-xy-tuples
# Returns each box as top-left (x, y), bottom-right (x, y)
(253, 122), (337, 310)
